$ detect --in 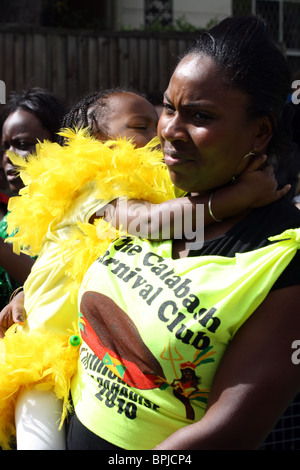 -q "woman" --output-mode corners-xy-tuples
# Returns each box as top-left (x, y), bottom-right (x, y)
(0, 84), (285, 450)
(0, 88), (66, 309)
(67, 16), (300, 450)
(1, 88), (66, 195)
